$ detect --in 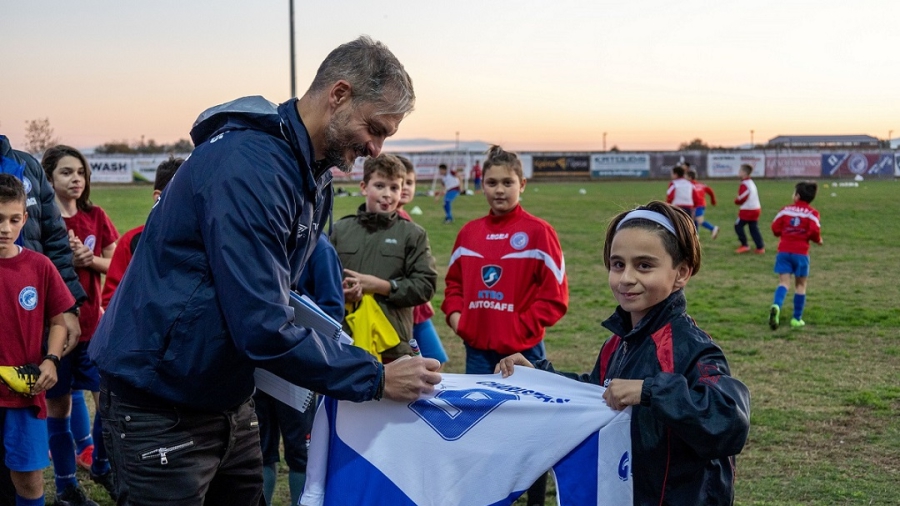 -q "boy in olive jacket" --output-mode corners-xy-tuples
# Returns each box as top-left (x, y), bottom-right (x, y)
(331, 154), (437, 362)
